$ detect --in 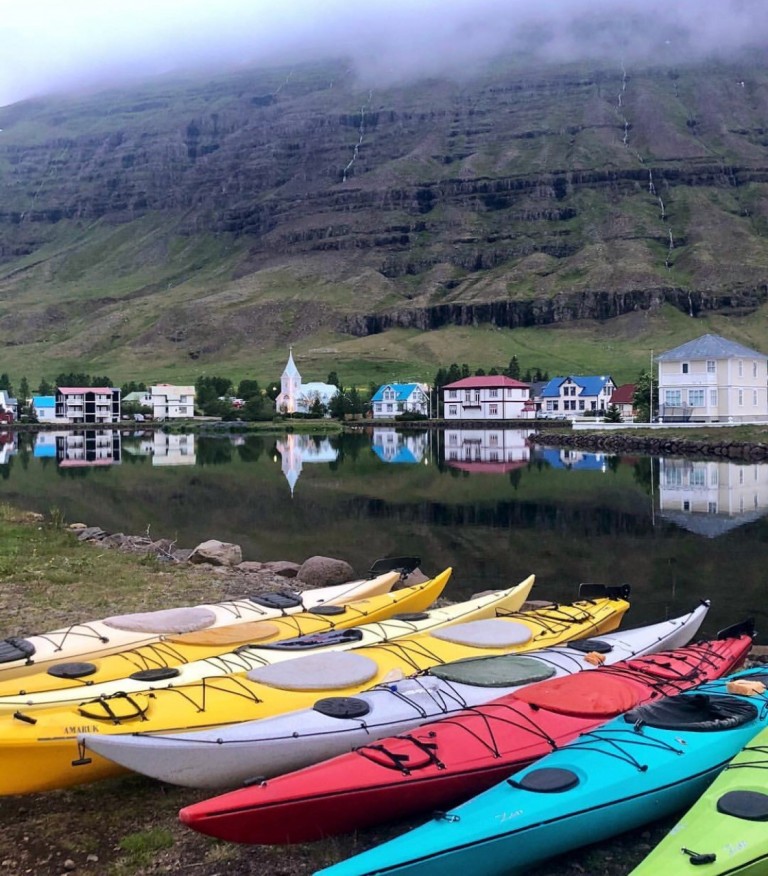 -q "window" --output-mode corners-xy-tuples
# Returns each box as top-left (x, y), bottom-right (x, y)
(448, 405), (457, 416)
(738, 390), (744, 407)
(688, 389), (704, 406)
(682, 363), (689, 374)
(489, 389), (498, 398)
(579, 400), (585, 410)
(489, 433), (499, 445)
(690, 468), (706, 487)
(448, 390), (457, 399)
(708, 502), (718, 514)
(664, 390), (682, 406)
(683, 500), (690, 511)
(448, 433), (458, 445)
(707, 360), (716, 373)
(710, 389), (718, 406)
(489, 403), (498, 415)
(754, 390), (758, 407)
